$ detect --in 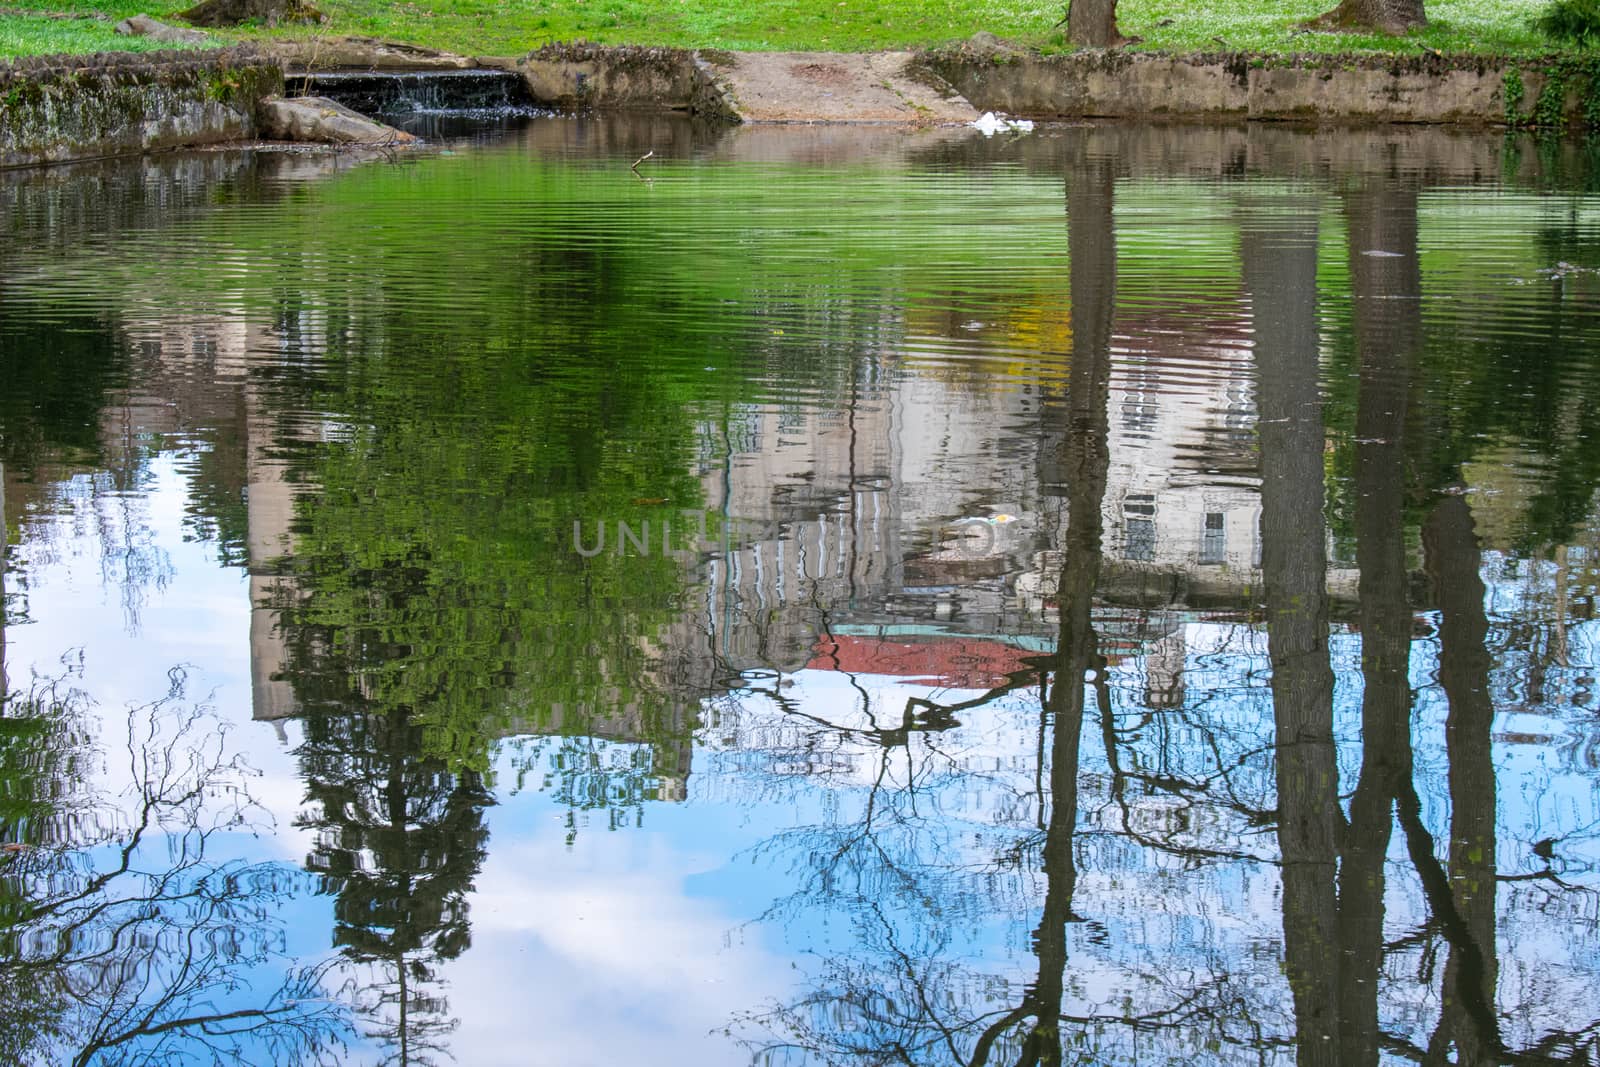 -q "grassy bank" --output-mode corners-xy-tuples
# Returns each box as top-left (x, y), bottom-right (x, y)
(0, 0), (1581, 59)
(0, 2), (200, 55)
